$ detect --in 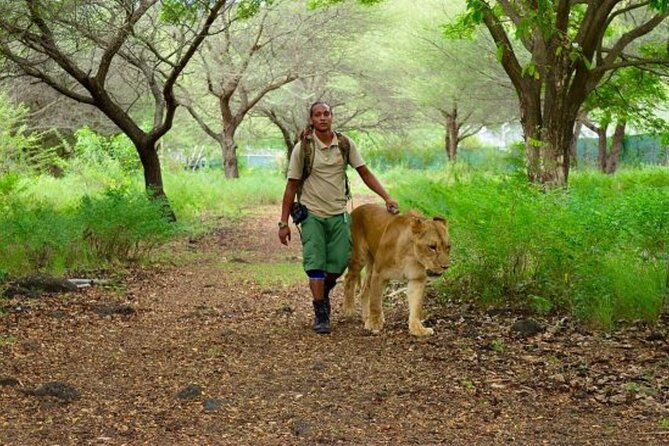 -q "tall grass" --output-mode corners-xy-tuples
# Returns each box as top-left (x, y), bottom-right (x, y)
(389, 165), (669, 328)
(0, 124), (286, 279)
(0, 167), (285, 278)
